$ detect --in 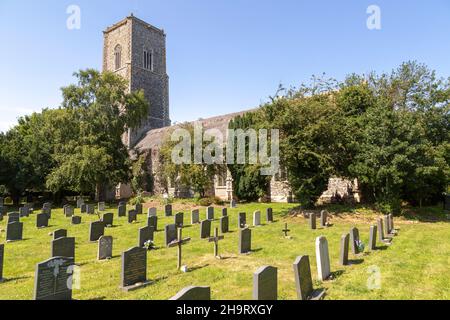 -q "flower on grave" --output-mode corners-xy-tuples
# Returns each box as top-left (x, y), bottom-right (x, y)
(357, 240), (365, 253)
(144, 240), (155, 251)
